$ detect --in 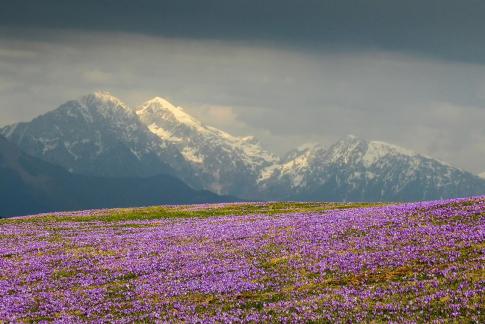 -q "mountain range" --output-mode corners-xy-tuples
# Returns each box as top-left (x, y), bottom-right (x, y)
(258, 136), (485, 201)
(2, 91), (484, 209)
(0, 134), (231, 217)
